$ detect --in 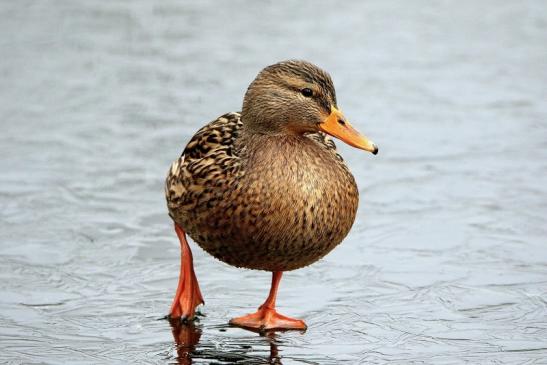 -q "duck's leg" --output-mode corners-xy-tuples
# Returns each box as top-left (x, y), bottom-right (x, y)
(229, 272), (307, 331)
(168, 223), (204, 321)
